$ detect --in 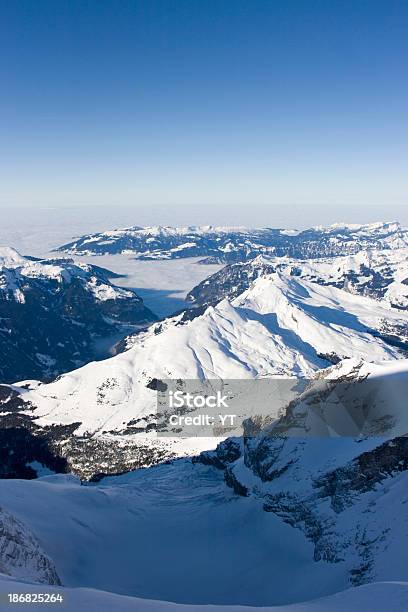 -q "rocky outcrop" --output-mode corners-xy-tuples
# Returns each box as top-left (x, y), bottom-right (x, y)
(0, 506), (60, 584)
